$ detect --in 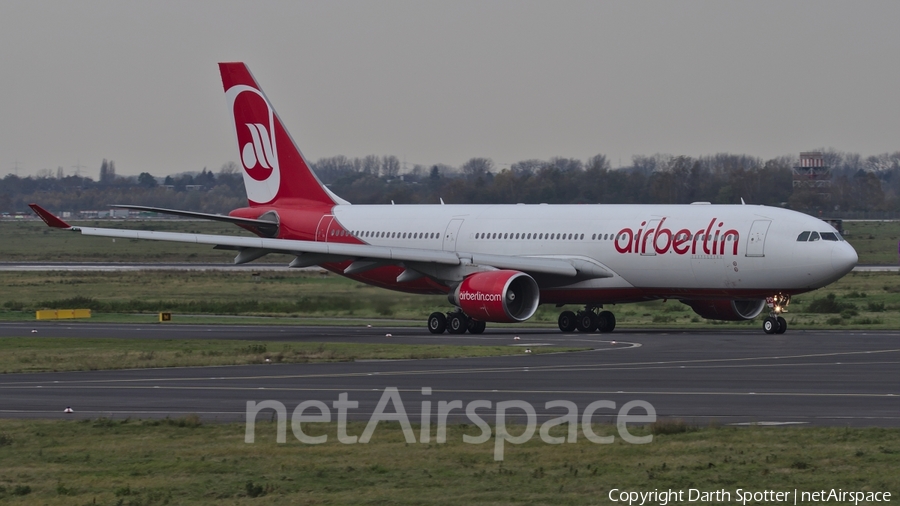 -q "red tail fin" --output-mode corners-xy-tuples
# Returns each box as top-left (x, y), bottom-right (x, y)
(219, 62), (342, 207)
